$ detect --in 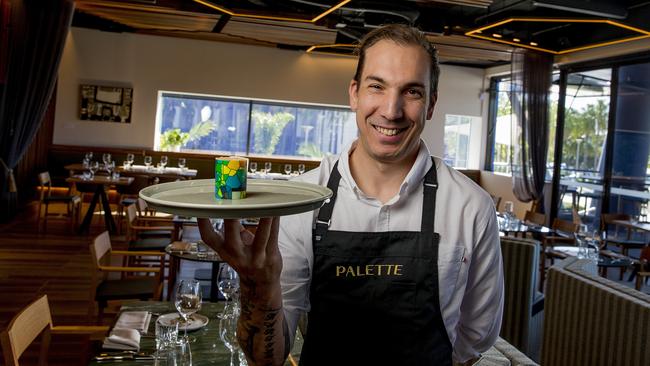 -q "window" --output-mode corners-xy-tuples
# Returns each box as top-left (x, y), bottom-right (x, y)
(156, 92), (357, 159)
(491, 77), (515, 174)
(444, 114), (475, 169)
